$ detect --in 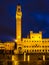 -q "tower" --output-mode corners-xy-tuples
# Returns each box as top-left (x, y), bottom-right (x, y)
(16, 4), (22, 50)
